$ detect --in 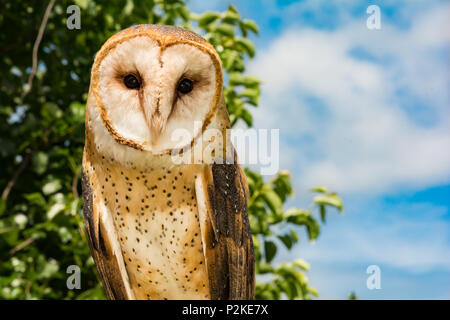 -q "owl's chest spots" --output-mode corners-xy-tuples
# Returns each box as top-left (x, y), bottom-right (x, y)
(98, 164), (210, 300)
